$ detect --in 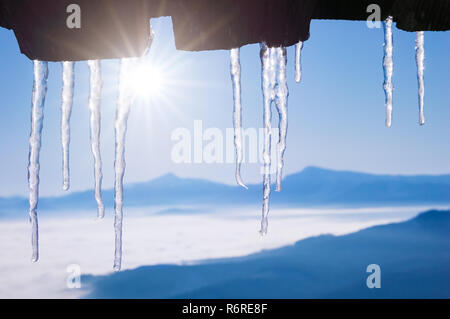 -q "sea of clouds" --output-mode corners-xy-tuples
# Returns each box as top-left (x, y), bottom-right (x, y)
(0, 205), (436, 298)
